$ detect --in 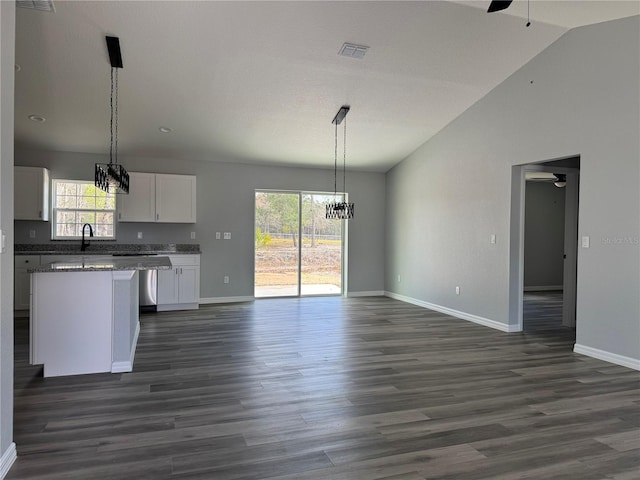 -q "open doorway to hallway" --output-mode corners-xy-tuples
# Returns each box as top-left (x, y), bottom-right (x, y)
(510, 156), (580, 339)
